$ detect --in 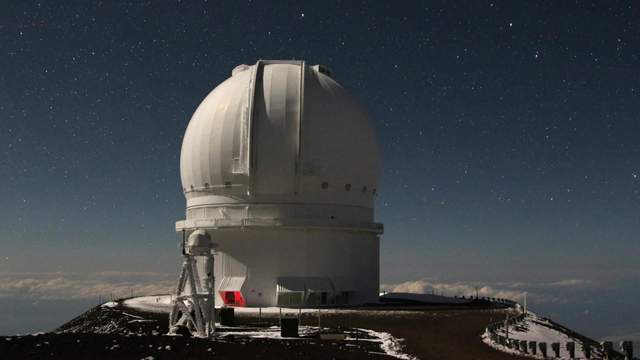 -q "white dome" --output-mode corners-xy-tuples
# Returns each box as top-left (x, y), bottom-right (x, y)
(180, 60), (378, 211)
(176, 61), (382, 308)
